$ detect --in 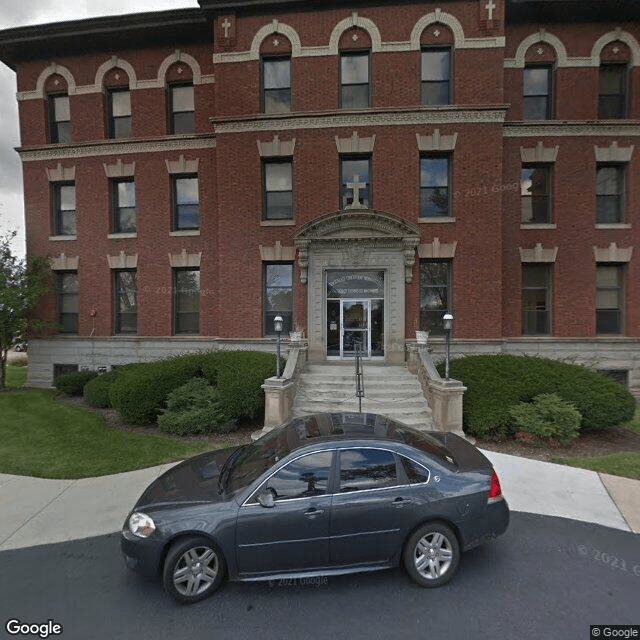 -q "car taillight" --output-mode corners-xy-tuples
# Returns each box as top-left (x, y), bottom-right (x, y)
(489, 469), (502, 501)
